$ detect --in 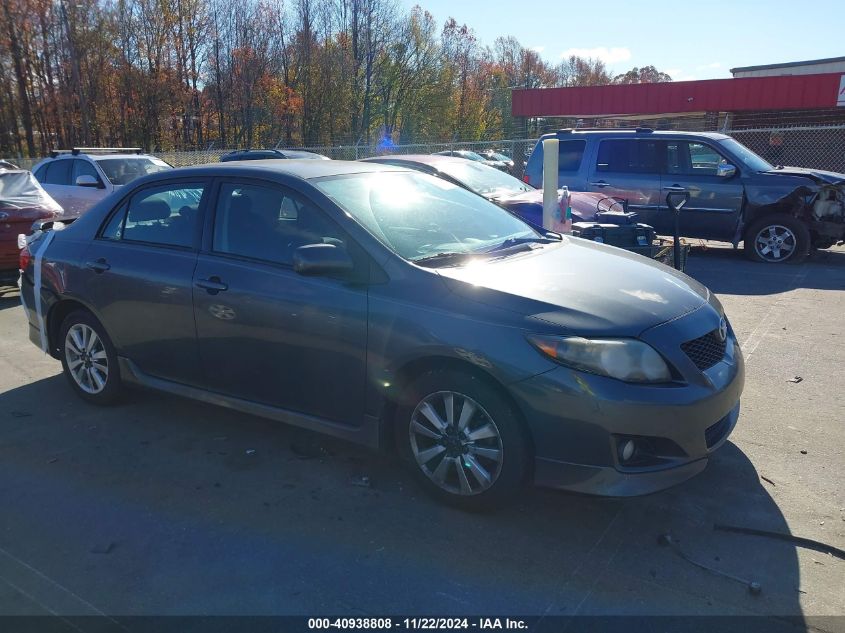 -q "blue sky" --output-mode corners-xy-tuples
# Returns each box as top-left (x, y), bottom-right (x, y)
(399, 0), (845, 81)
